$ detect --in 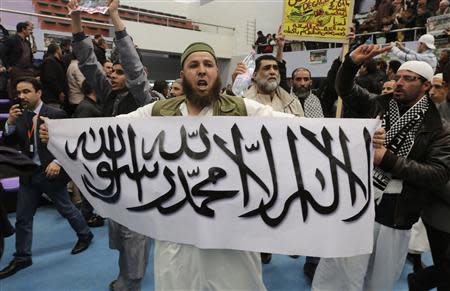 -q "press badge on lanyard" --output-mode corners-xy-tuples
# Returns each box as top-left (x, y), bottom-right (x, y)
(27, 113), (39, 155)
